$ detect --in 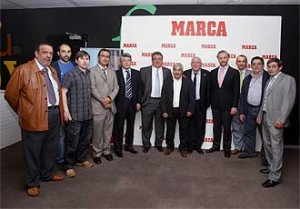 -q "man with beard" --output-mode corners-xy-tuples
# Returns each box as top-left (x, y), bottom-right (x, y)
(52, 43), (76, 167)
